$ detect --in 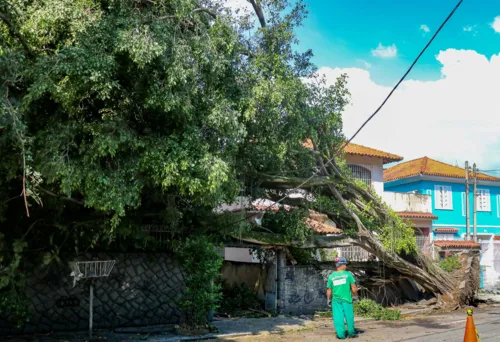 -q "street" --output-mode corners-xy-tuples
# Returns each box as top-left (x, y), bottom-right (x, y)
(215, 306), (500, 342)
